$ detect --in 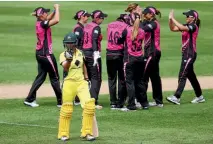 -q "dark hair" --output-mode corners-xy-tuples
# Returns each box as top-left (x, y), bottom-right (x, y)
(196, 18), (201, 28)
(73, 15), (78, 20)
(155, 9), (161, 18)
